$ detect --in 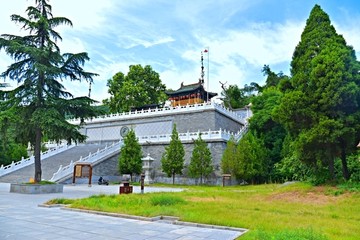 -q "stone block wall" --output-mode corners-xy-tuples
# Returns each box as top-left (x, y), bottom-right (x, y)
(90, 140), (228, 185)
(82, 108), (243, 143)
